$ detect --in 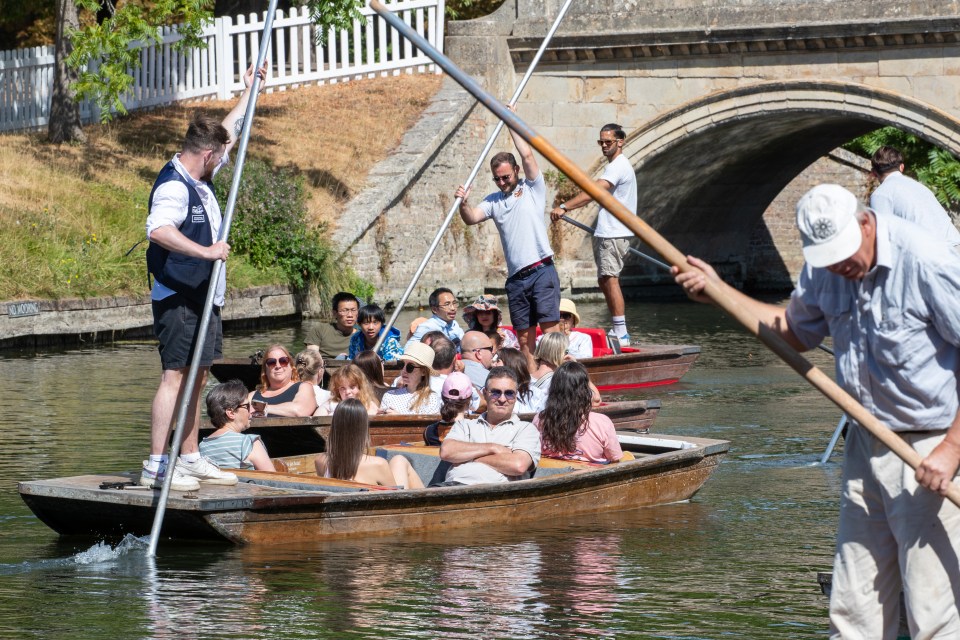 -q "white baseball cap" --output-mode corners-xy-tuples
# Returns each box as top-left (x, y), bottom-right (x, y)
(796, 184), (863, 268)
